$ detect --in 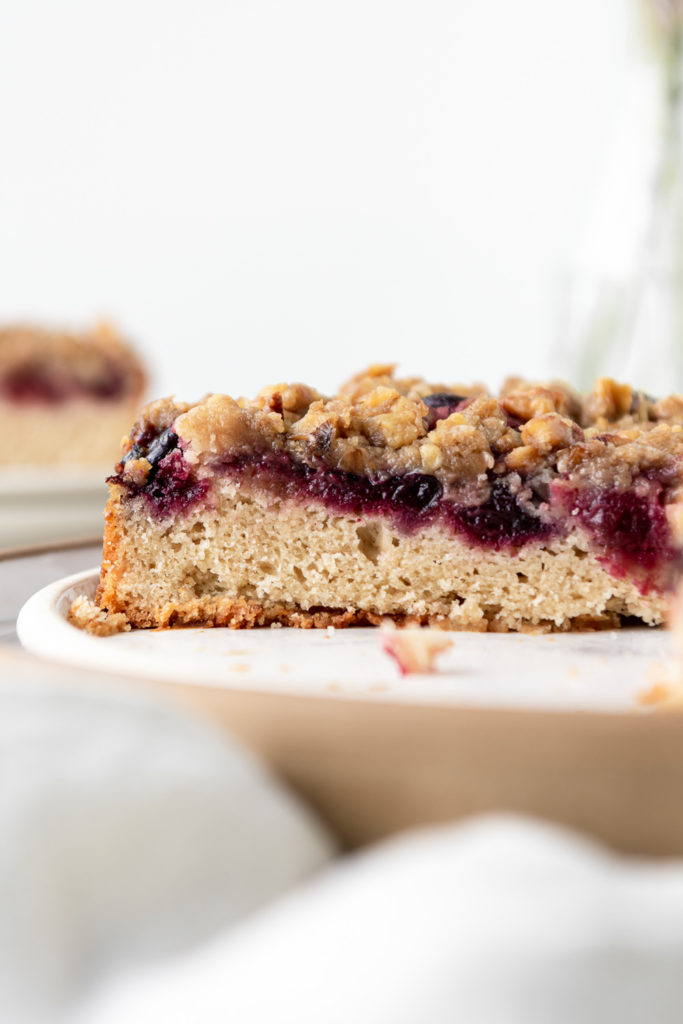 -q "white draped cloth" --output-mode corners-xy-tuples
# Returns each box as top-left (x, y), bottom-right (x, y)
(1, 668), (682, 1024)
